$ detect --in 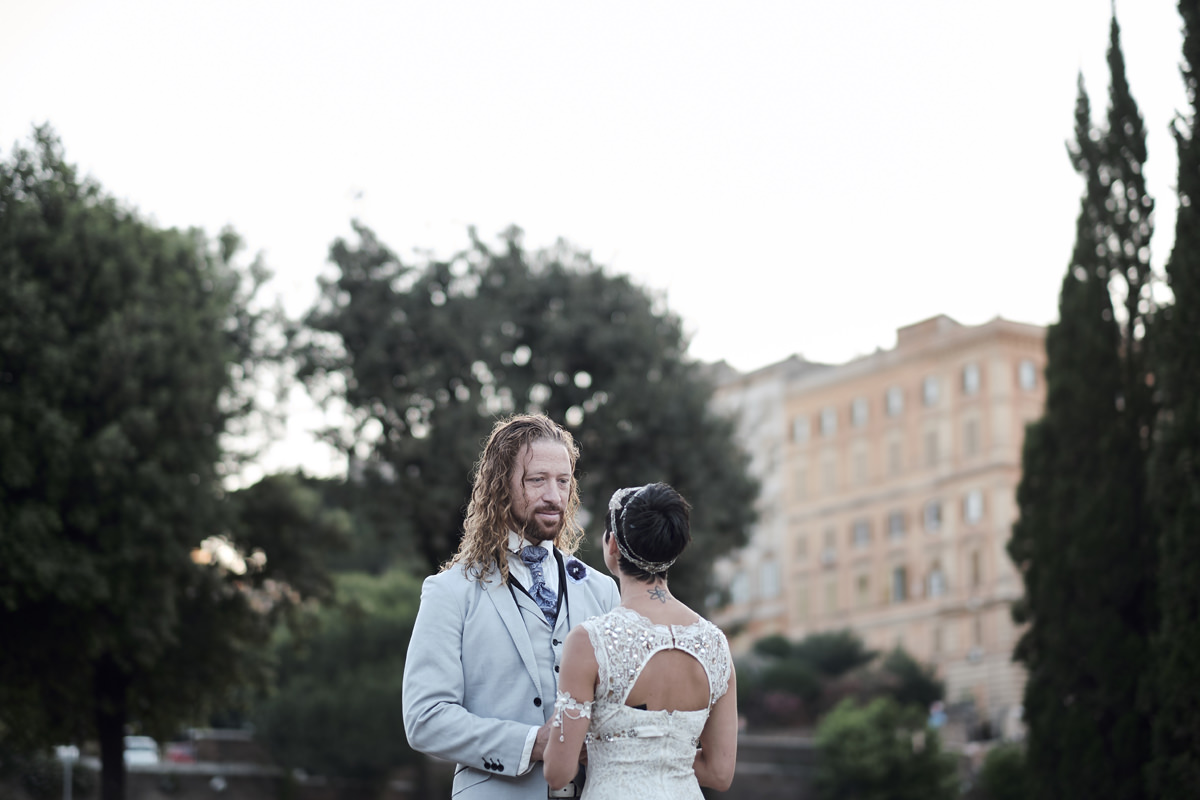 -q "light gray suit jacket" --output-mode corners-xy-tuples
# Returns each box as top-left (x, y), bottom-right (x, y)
(402, 549), (619, 799)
